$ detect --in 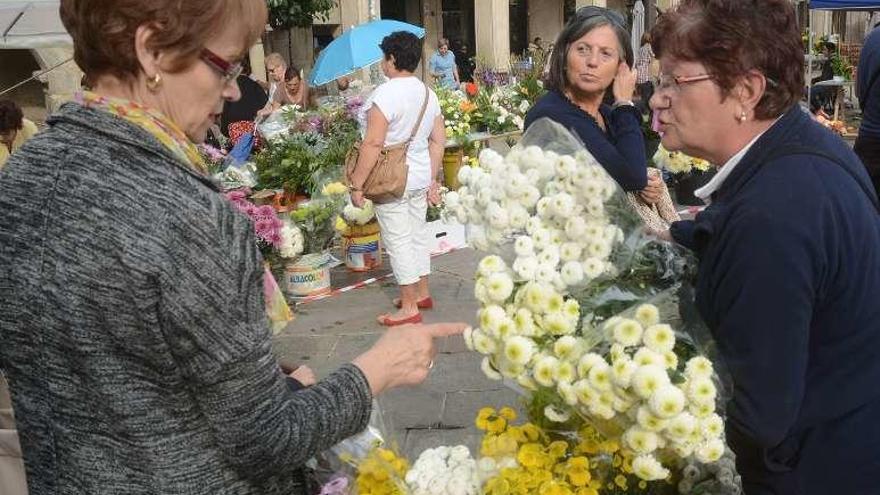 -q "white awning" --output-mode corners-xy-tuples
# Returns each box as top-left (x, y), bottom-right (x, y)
(0, 1), (70, 49)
